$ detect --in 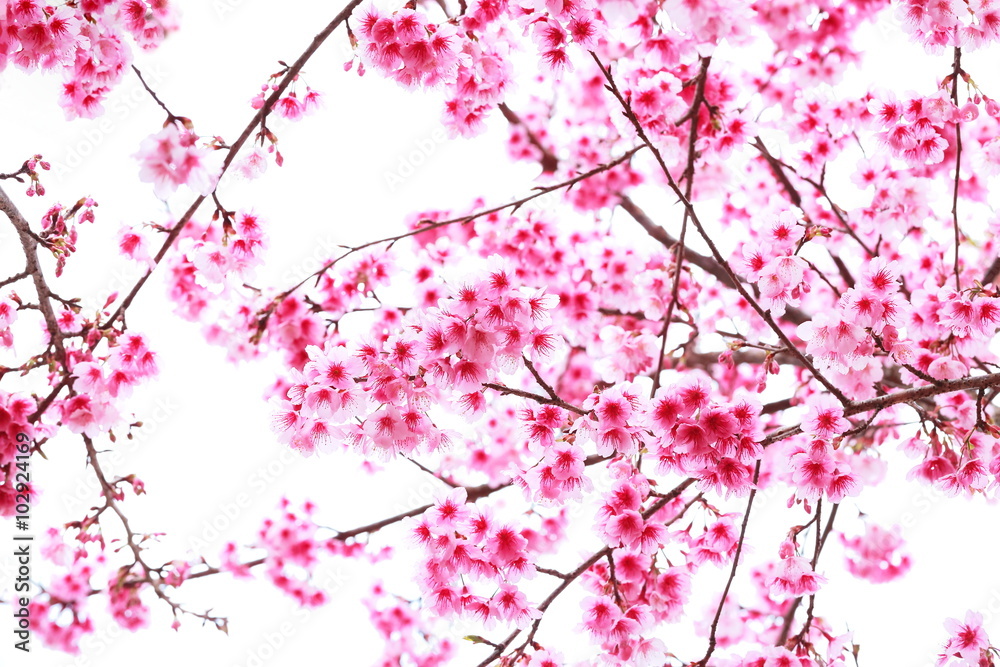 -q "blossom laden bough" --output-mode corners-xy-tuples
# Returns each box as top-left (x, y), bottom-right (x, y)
(6, 0), (1000, 664)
